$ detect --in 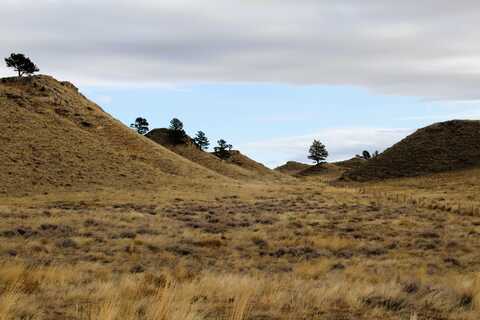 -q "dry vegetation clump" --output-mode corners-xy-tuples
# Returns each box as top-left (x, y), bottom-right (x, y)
(352, 167), (480, 217)
(1, 261), (480, 319)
